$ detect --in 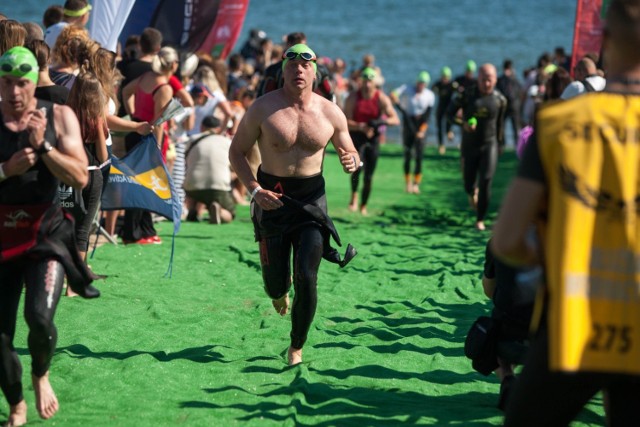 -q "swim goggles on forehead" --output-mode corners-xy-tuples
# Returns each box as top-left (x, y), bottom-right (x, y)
(0, 63), (34, 73)
(283, 51), (316, 62)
